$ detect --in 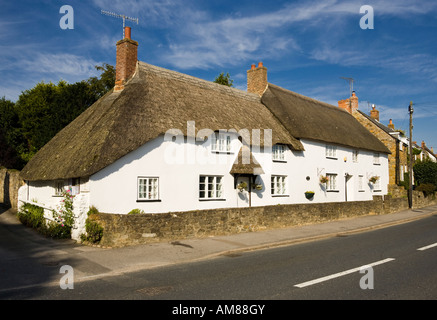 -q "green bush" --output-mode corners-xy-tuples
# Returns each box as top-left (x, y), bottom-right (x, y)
(414, 160), (437, 188)
(128, 208), (145, 215)
(17, 203), (45, 230)
(17, 203), (72, 239)
(416, 183), (436, 198)
(80, 206), (104, 244)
